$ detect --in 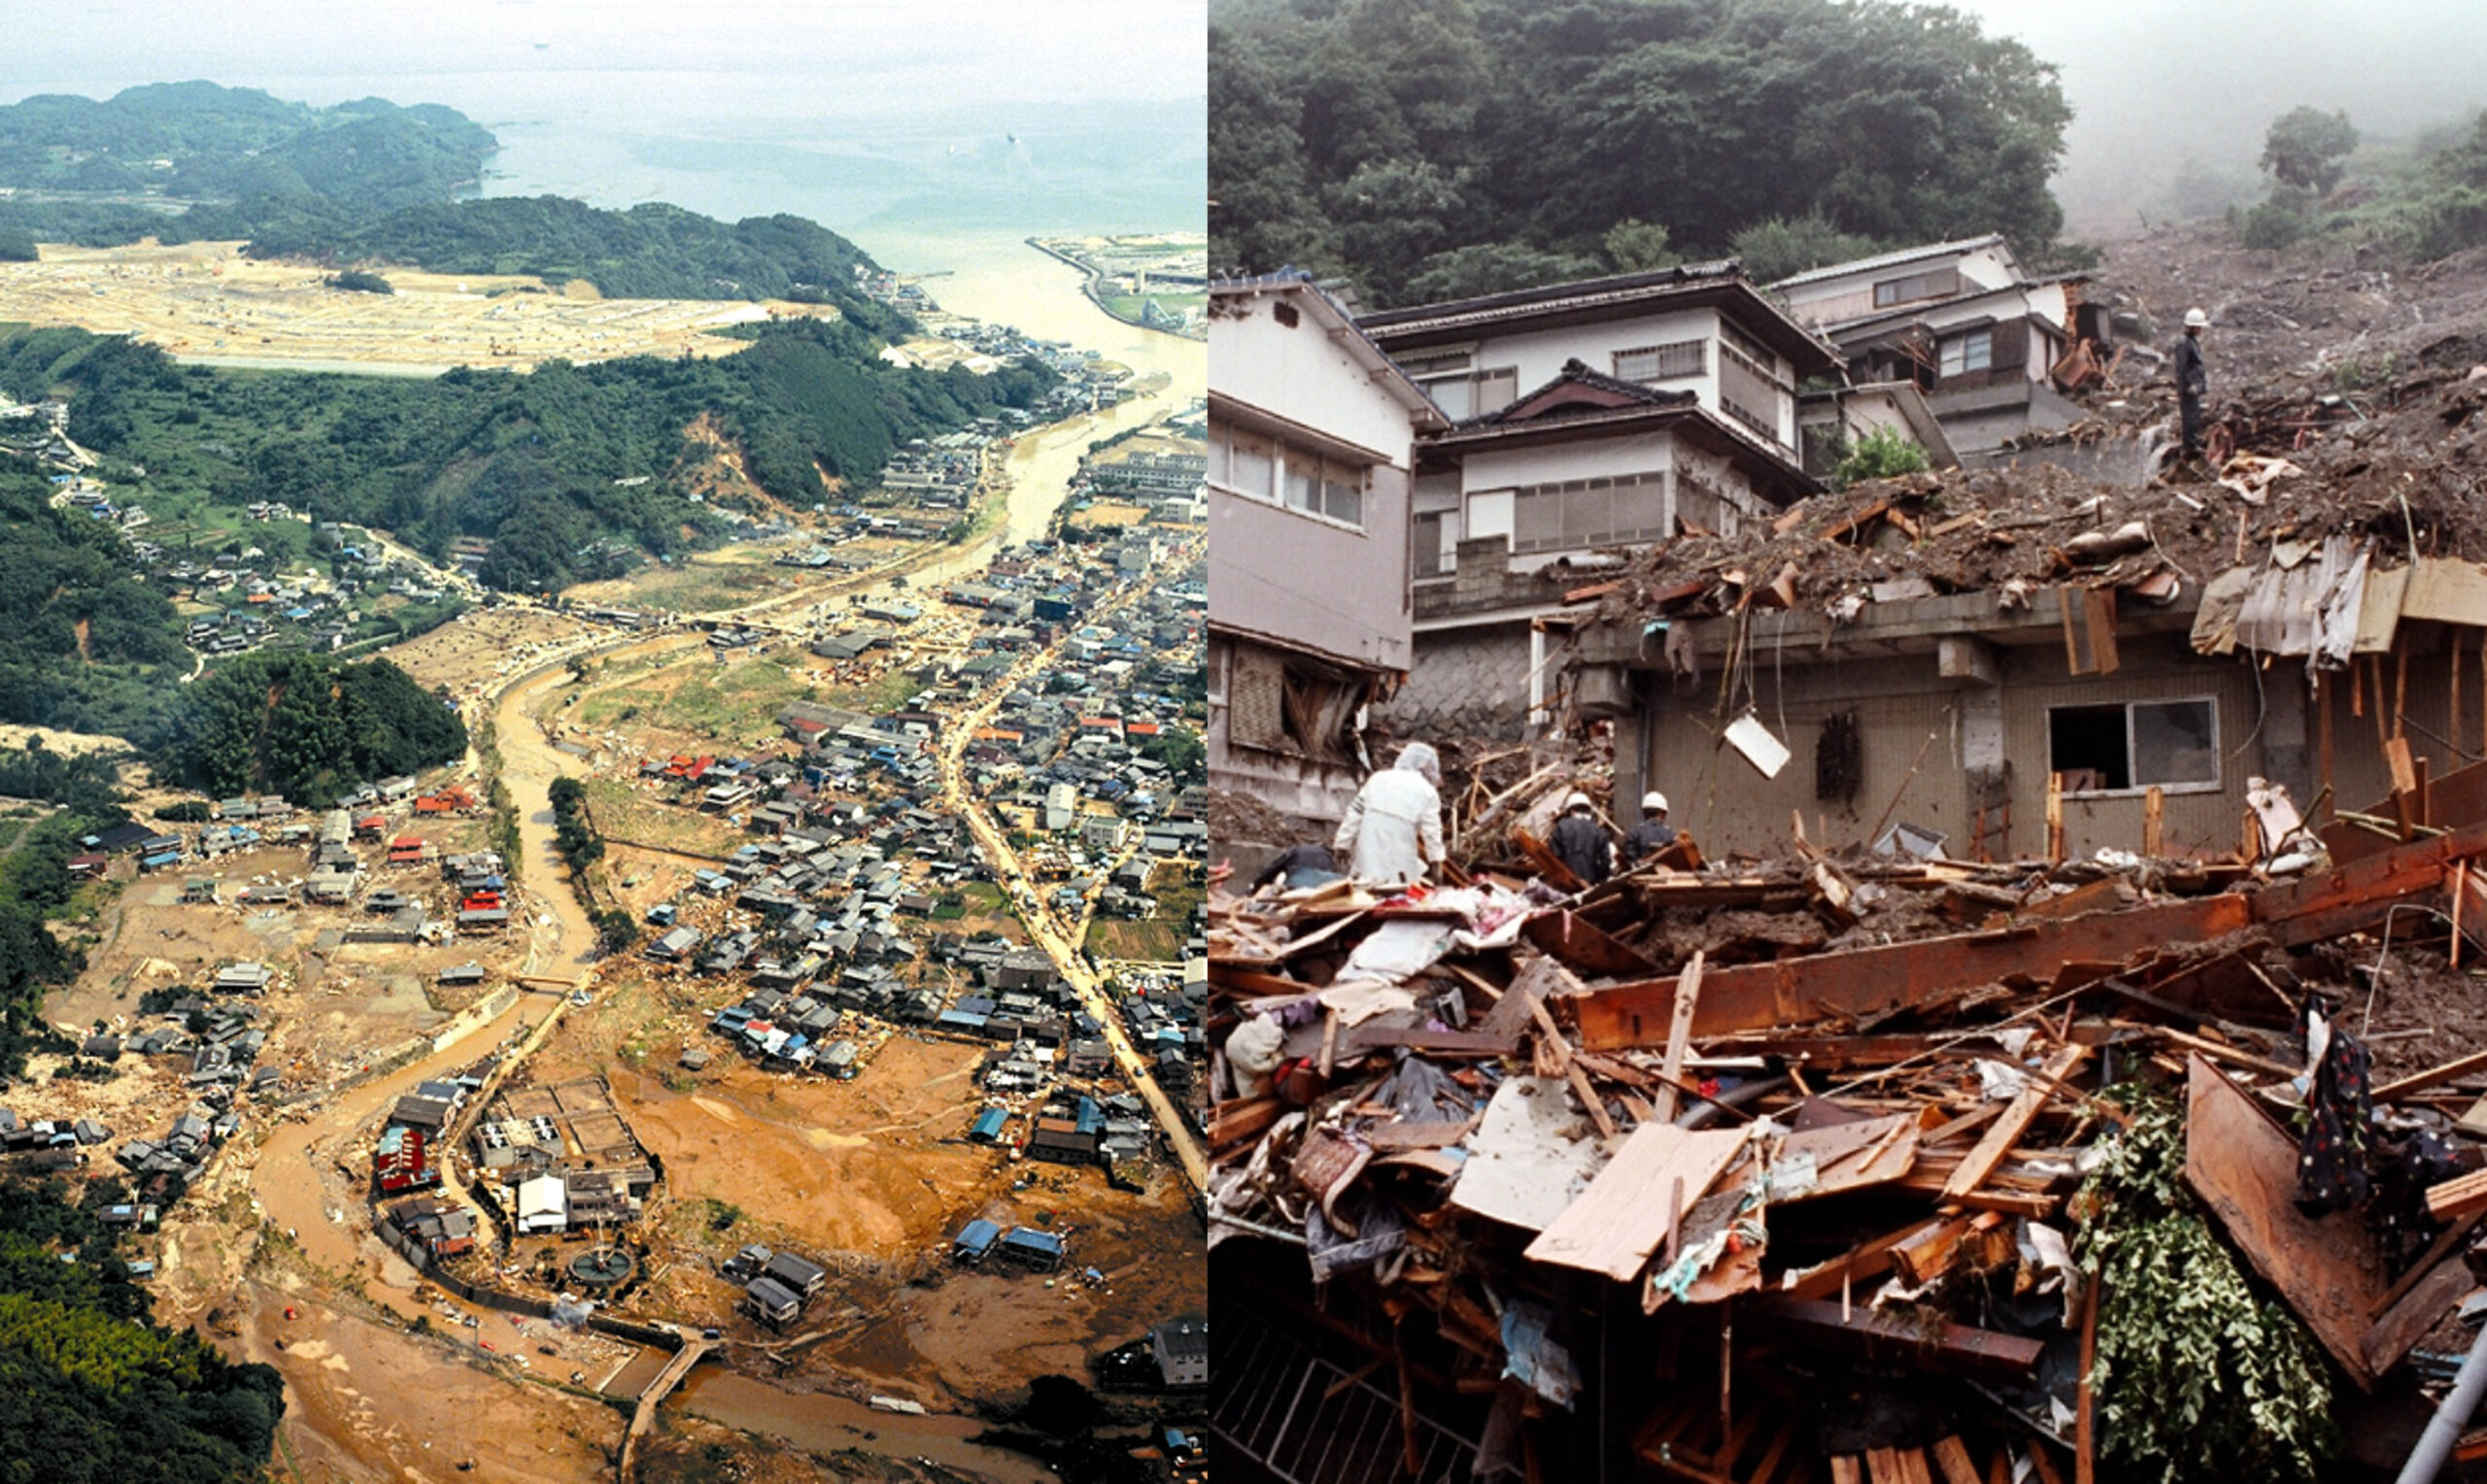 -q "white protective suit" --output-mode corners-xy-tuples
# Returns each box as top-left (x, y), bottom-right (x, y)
(1333, 743), (1445, 887)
